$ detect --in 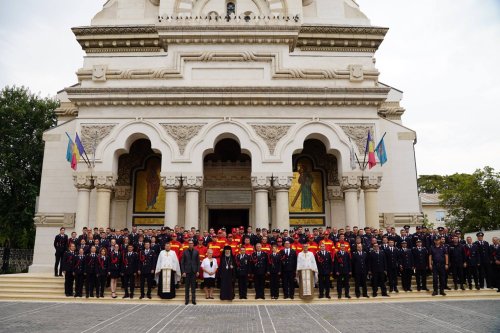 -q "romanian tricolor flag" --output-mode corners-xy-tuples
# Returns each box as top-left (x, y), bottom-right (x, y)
(65, 132), (80, 170)
(365, 130), (376, 169)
